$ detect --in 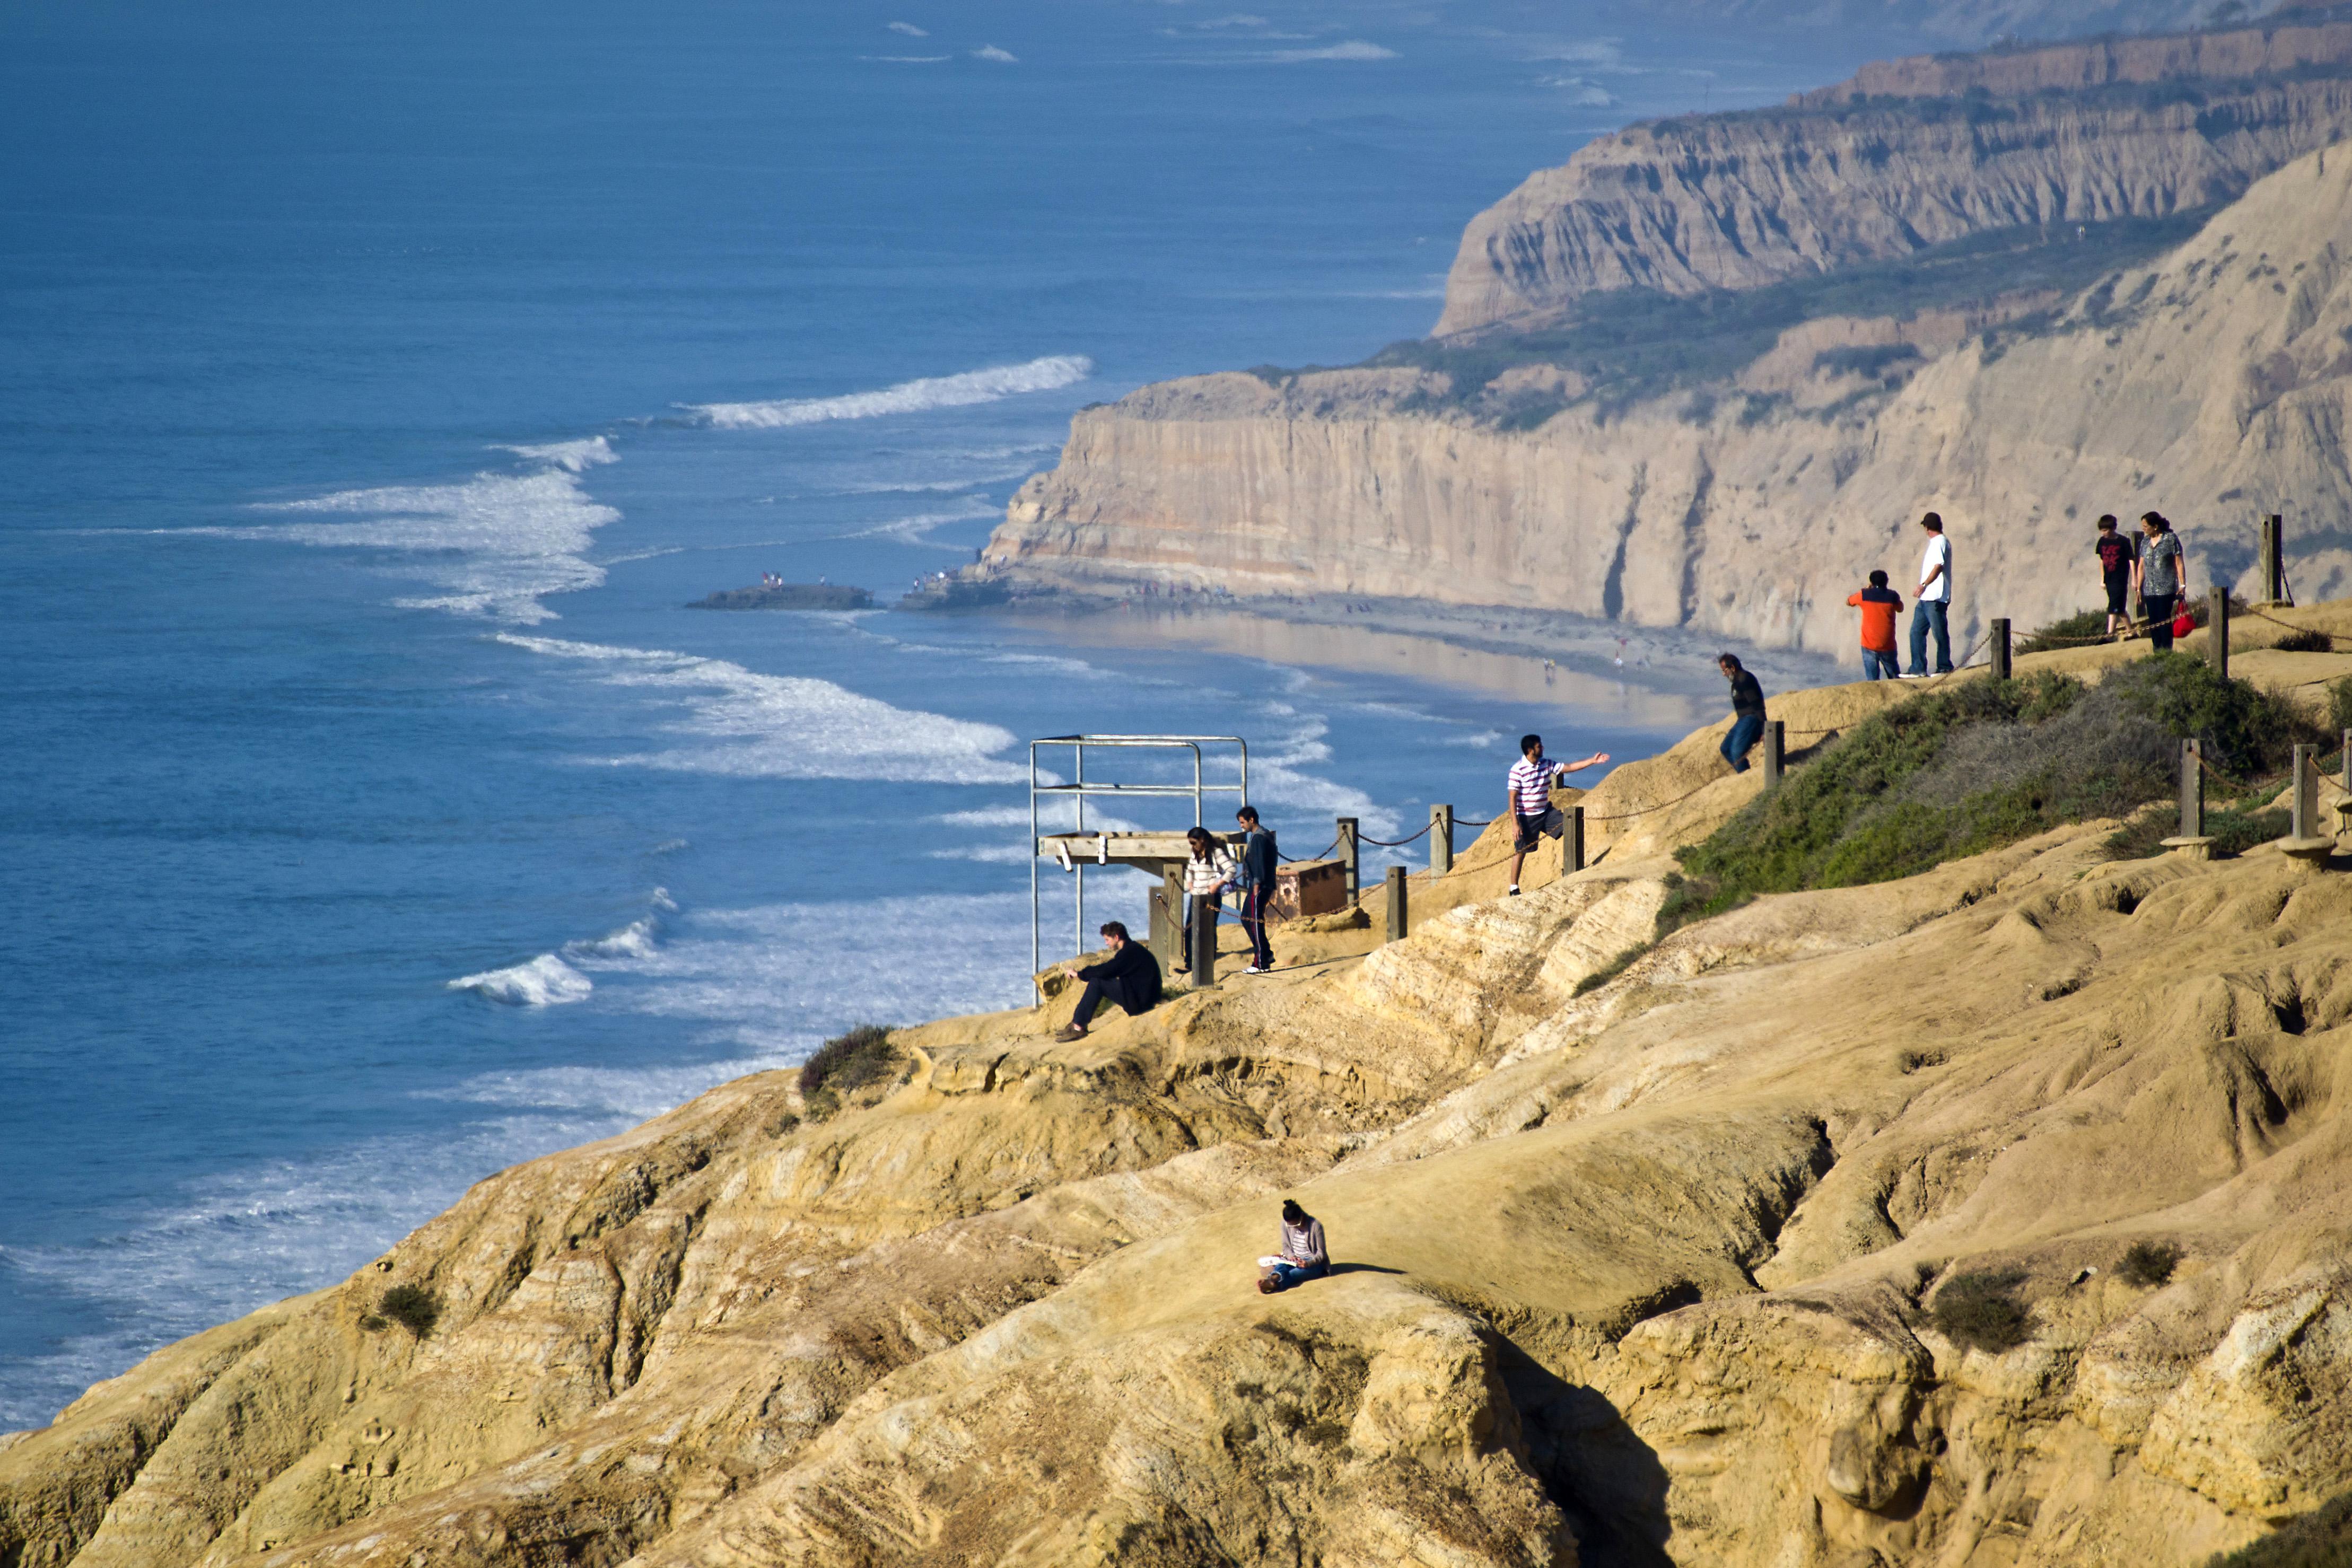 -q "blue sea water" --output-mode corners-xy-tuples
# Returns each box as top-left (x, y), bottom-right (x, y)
(0, 0), (1892, 1426)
